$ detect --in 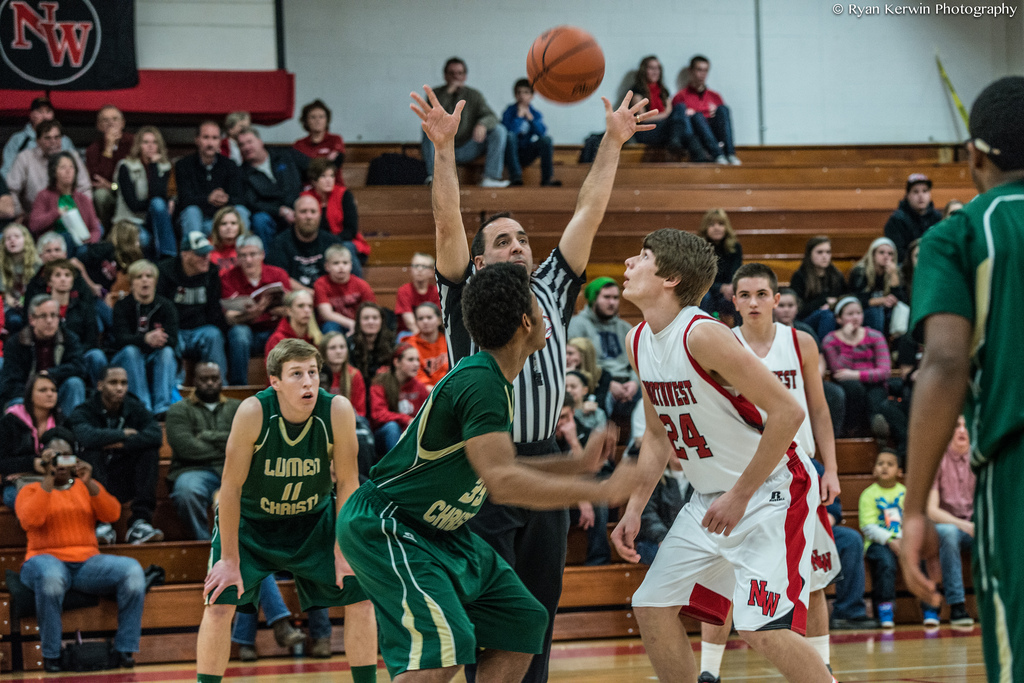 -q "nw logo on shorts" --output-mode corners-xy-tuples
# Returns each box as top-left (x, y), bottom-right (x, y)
(812, 550), (832, 573)
(769, 491), (783, 503)
(747, 580), (781, 617)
